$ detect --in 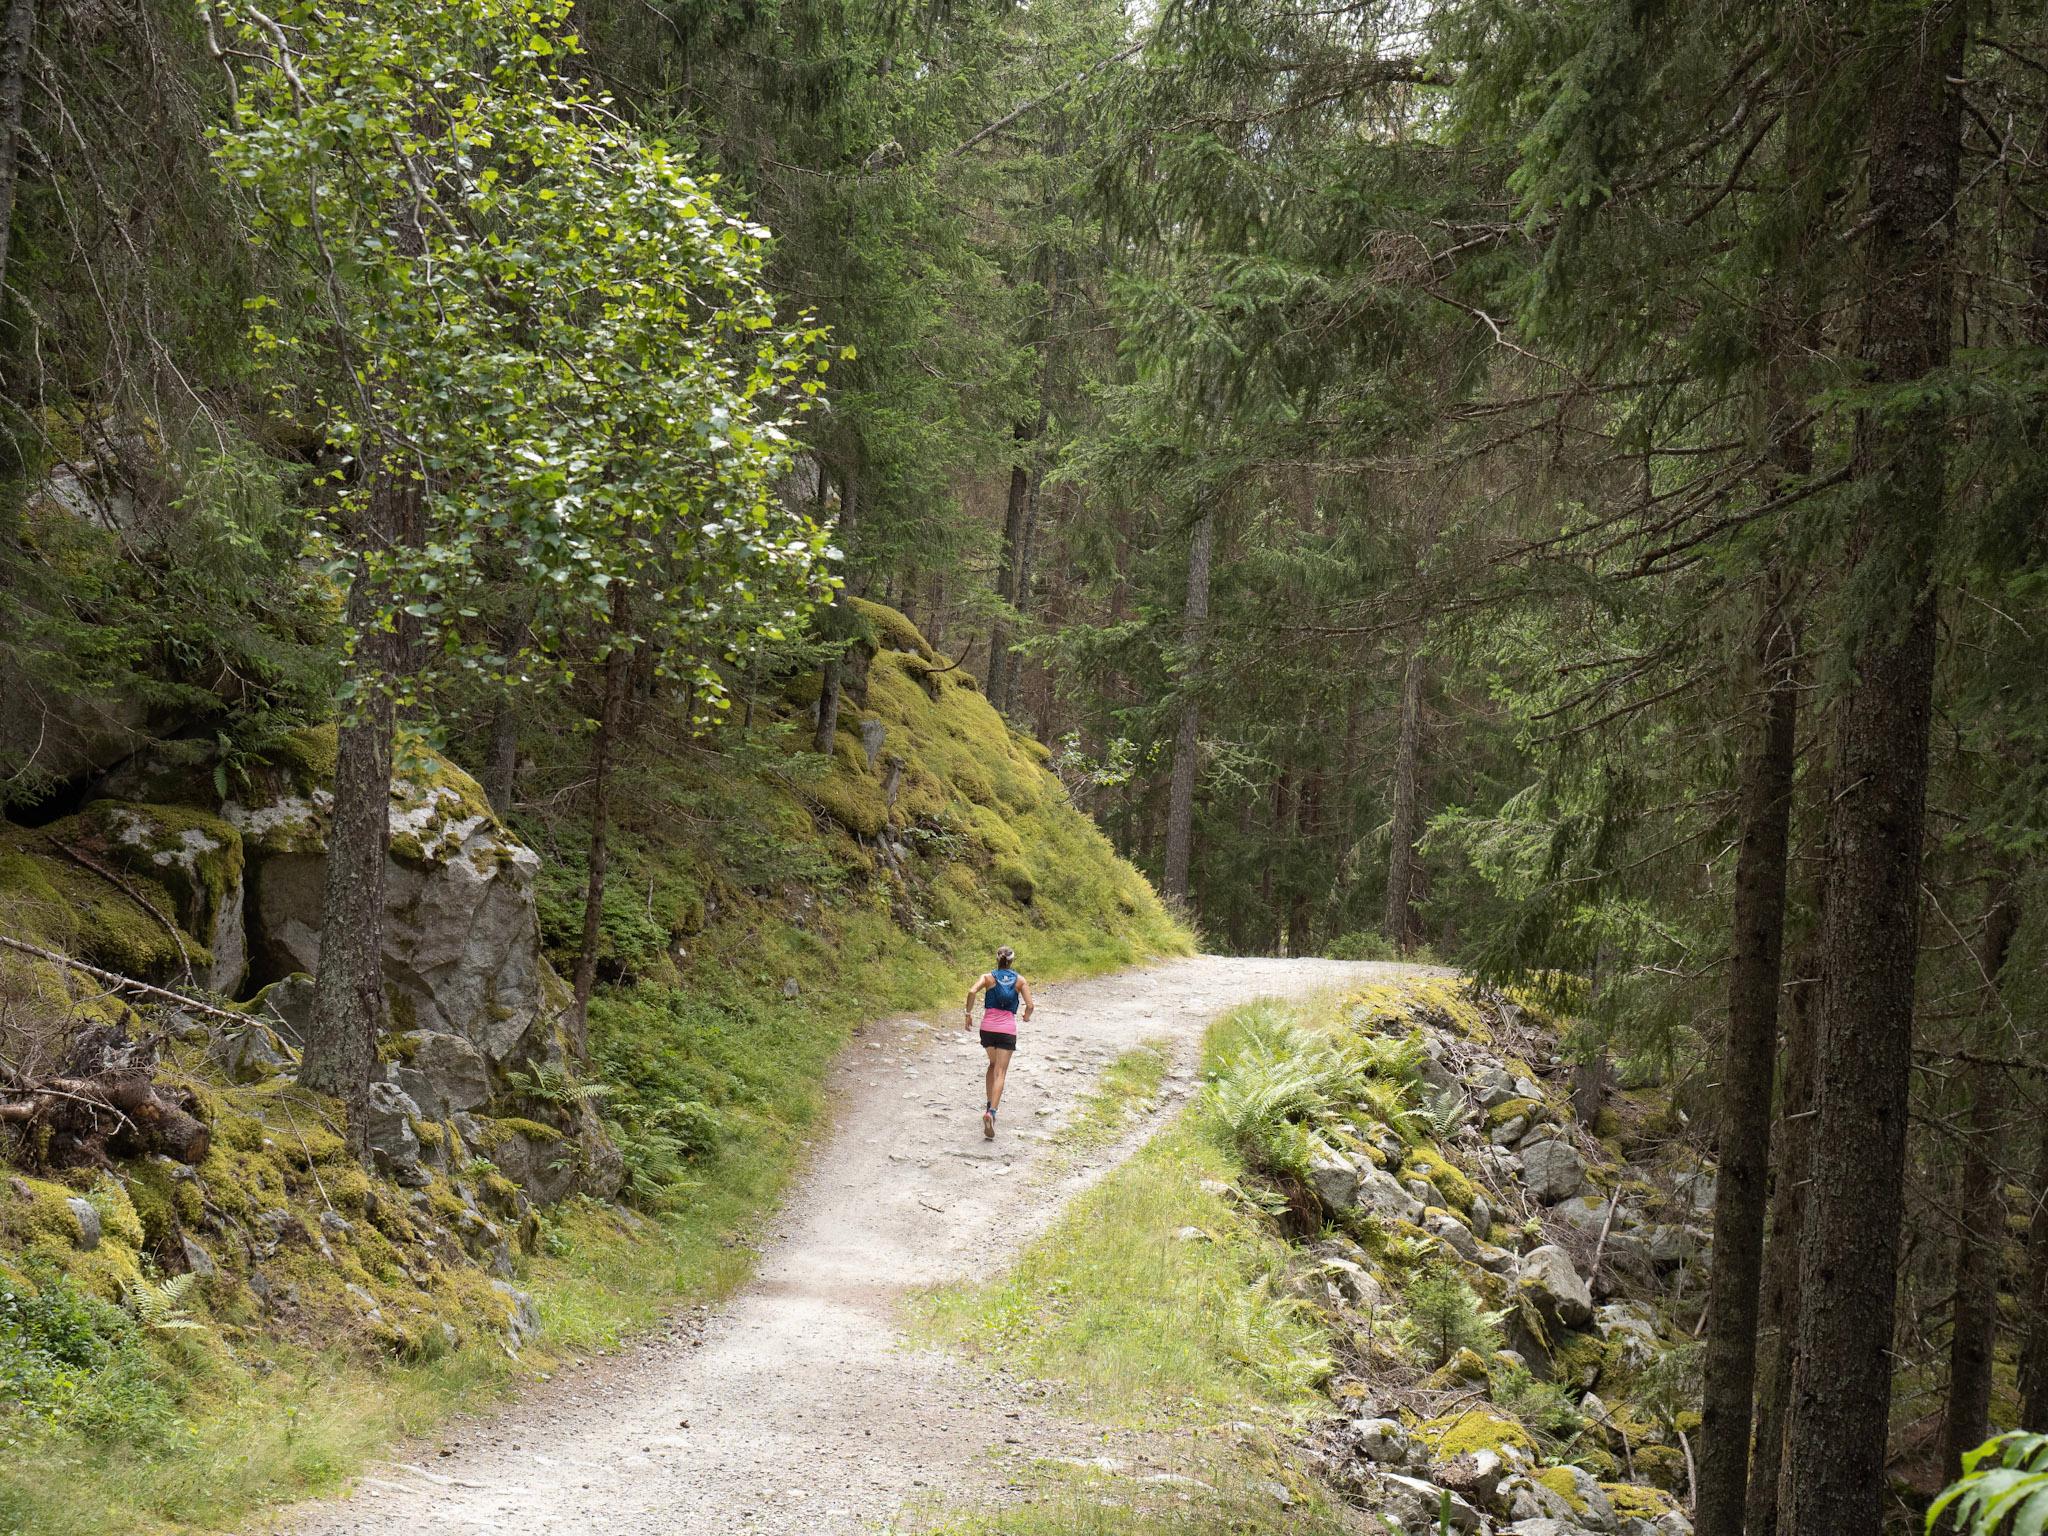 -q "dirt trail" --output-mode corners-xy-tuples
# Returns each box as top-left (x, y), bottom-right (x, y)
(269, 956), (1430, 1536)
